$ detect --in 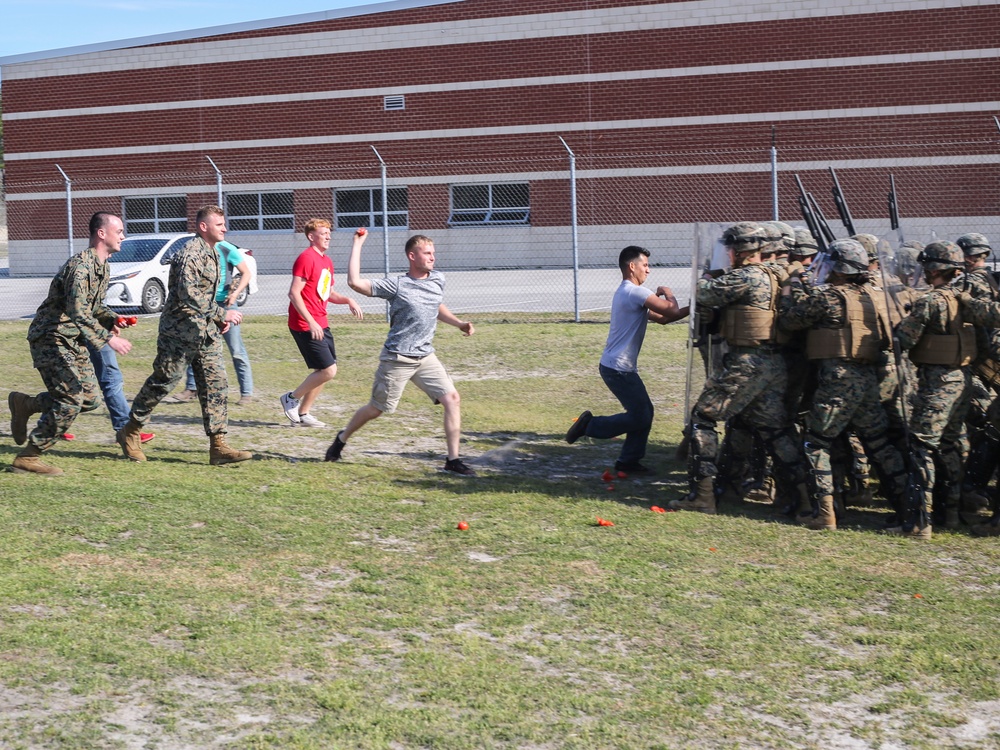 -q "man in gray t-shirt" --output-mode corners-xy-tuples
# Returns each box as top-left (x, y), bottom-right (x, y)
(325, 231), (478, 476)
(565, 246), (688, 474)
